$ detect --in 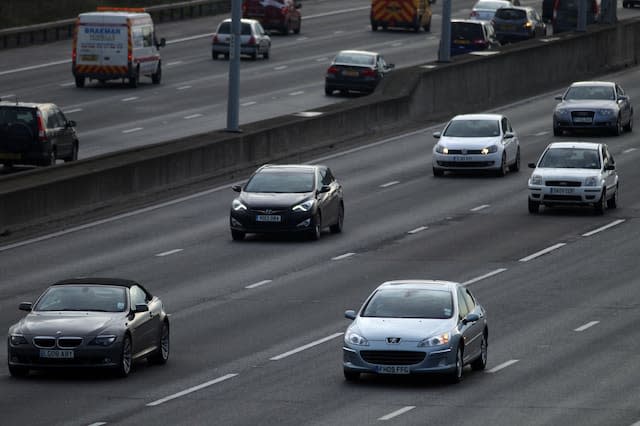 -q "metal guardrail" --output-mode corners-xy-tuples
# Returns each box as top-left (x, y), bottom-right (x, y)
(0, 0), (230, 50)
